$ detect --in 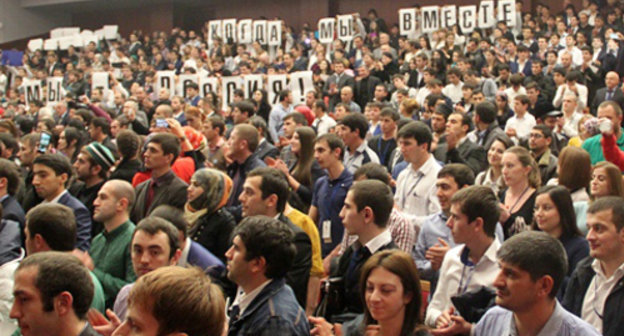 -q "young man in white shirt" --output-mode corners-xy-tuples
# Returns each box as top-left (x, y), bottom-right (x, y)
(426, 185), (501, 328)
(505, 94), (536, 142)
